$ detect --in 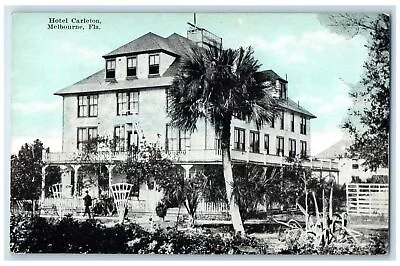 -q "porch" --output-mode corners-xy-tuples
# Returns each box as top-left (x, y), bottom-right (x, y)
(44, 149), (339, 172)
